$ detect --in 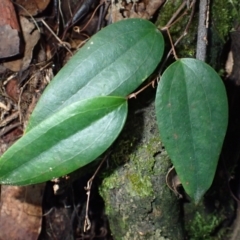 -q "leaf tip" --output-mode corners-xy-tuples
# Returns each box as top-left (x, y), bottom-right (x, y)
(192, 188), (205, 205)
